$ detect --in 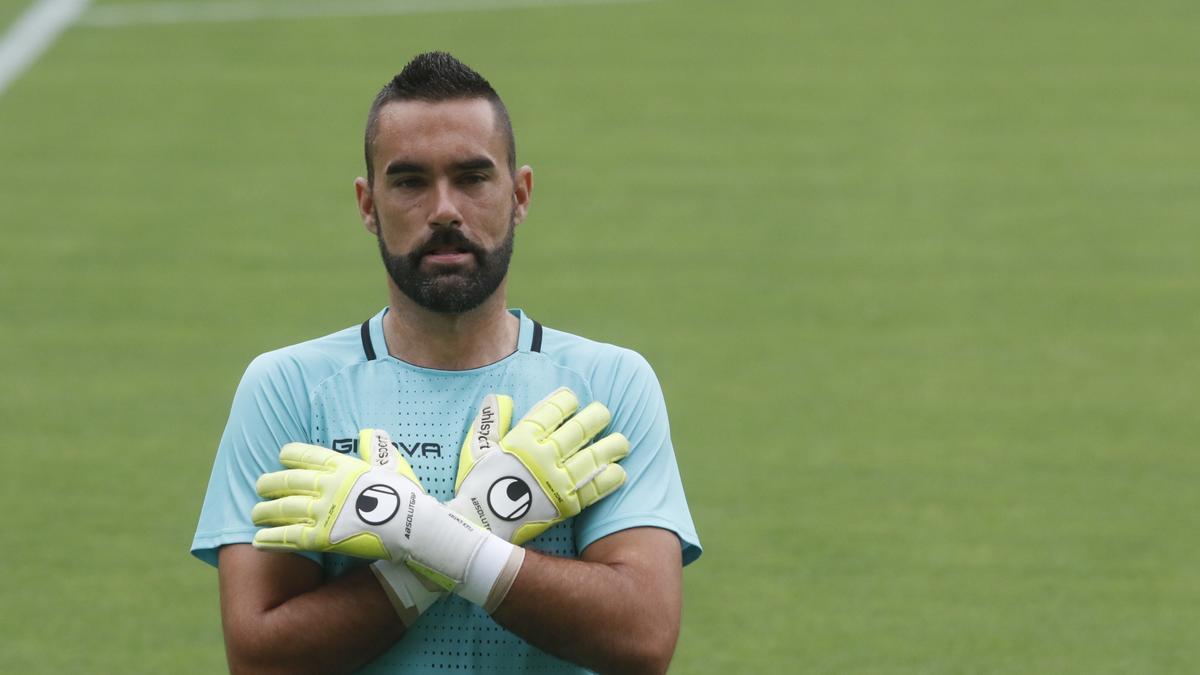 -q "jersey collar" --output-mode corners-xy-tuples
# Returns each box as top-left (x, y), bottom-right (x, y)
(362, 308), (542, 367)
